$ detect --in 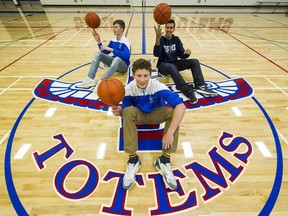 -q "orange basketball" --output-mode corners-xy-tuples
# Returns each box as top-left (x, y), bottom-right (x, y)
(85, 12), (101, 29)
(153, 3), (172, 25)
(97, 78), (125, 105)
